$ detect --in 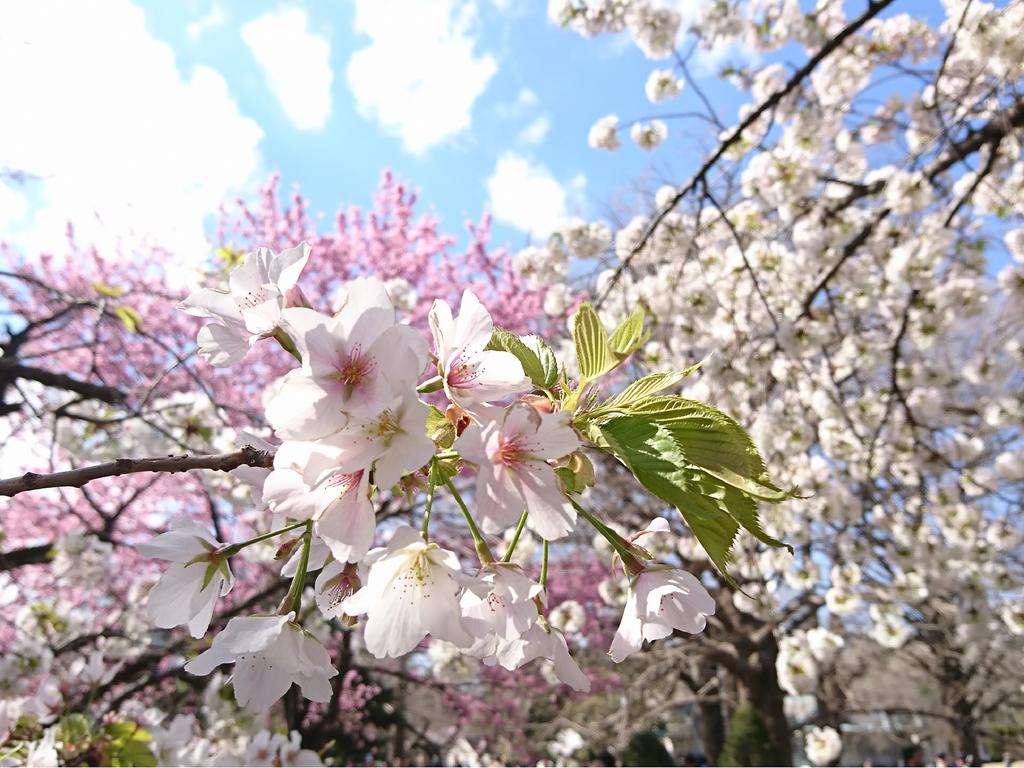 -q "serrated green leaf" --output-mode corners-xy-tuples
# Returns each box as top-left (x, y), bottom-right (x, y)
(487, 328), (547, 388)
(572, 302), (617, 381)
(92, 281), (125, 298)
(597, 415), (740, 577)
(626, 396), (767, 479)
(602, 362), (704, 409)
(425, 405), (457, 449)
(113, 305), (143, 334)
(595, 402), (792, 574)
(521, 334), (558, 388)
(608, 308), (648, 358)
